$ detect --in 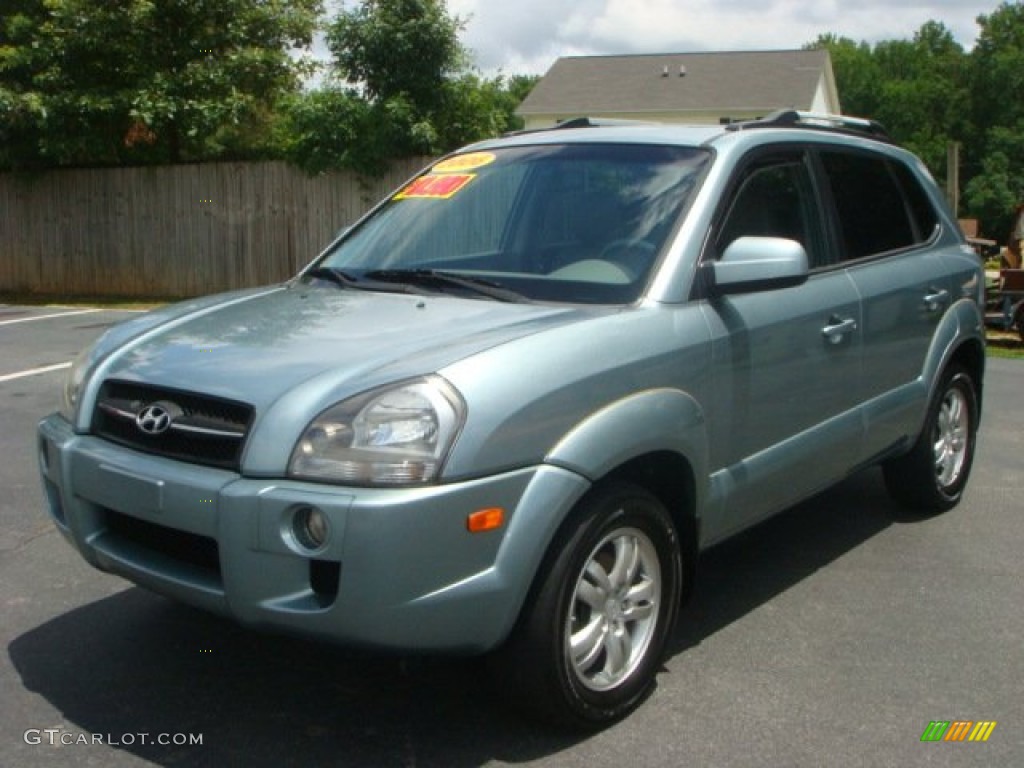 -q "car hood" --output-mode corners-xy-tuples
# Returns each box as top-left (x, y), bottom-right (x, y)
(93, 284), (598, 414)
